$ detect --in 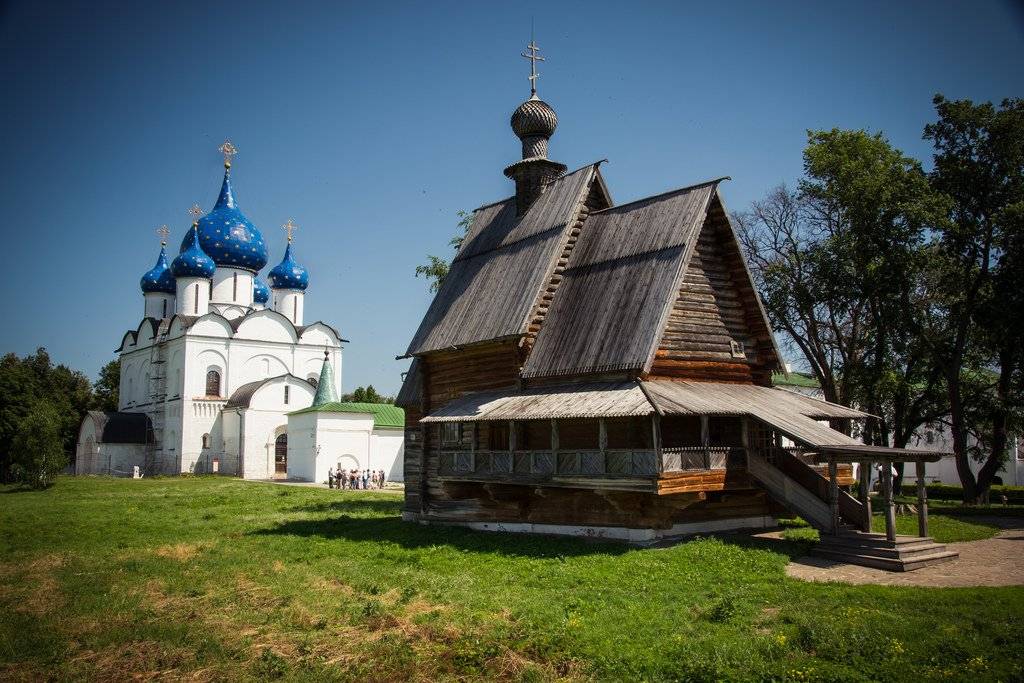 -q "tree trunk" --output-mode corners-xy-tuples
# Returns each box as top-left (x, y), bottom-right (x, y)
(947, 368), (978, 503)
